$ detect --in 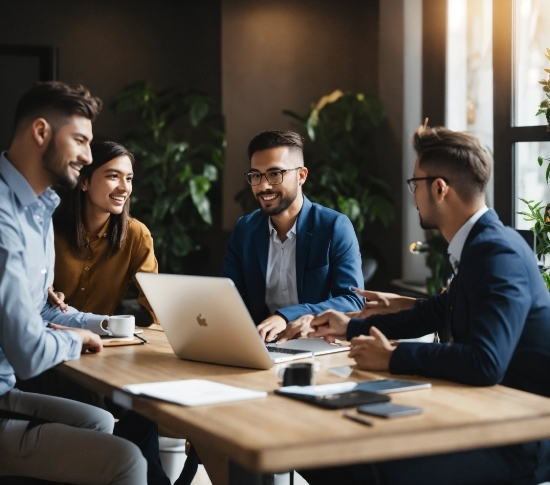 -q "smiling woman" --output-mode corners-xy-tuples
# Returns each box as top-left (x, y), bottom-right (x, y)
(52, 141), (158, 322)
